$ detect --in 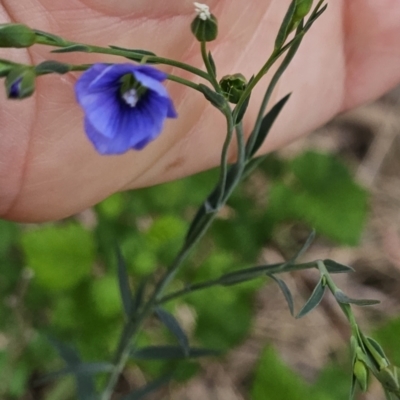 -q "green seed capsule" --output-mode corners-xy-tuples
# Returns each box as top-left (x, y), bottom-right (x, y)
(219, 73), (247, 104)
